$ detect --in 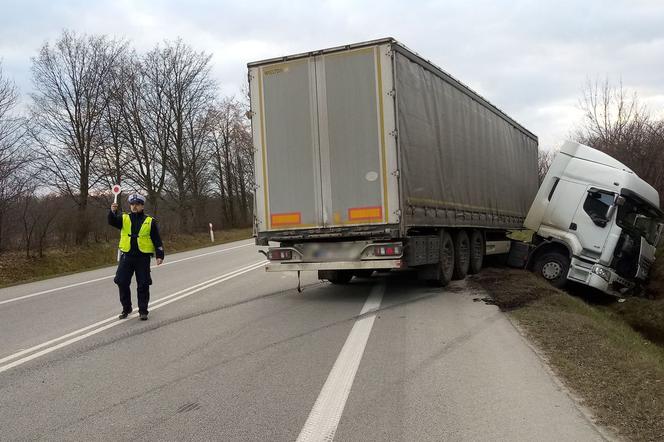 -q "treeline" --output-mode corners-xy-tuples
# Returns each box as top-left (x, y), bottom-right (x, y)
(574, 79), (664, 204)
(536, 79), (664, 203)
(0, 30), (253, 255)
